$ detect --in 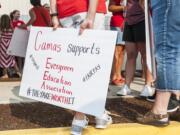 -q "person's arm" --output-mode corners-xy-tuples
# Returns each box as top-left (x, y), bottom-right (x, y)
(79, 0), (98, 34)
(50, 0), (62, 30)
(19, 9), (36, 29)
(26, 9), (36, 26)
(108, 0), (125, 13)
